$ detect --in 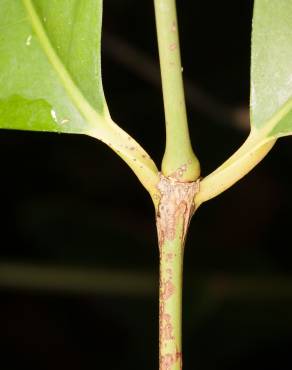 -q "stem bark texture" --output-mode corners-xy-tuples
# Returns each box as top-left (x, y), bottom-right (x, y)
(156, 174), (199, 369)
